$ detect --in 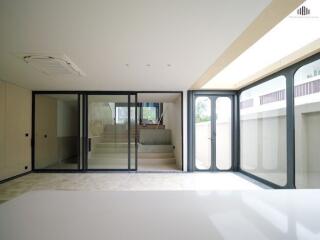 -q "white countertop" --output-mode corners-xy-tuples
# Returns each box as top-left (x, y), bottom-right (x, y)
(0, 190), (319, 240)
